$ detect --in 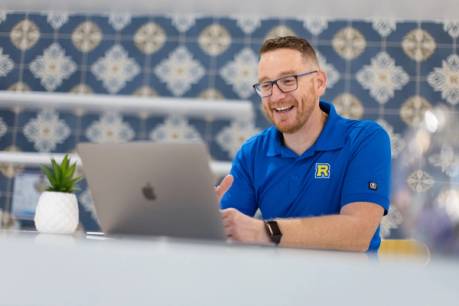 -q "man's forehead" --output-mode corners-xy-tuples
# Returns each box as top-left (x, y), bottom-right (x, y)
(258, 49), (308, 79)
